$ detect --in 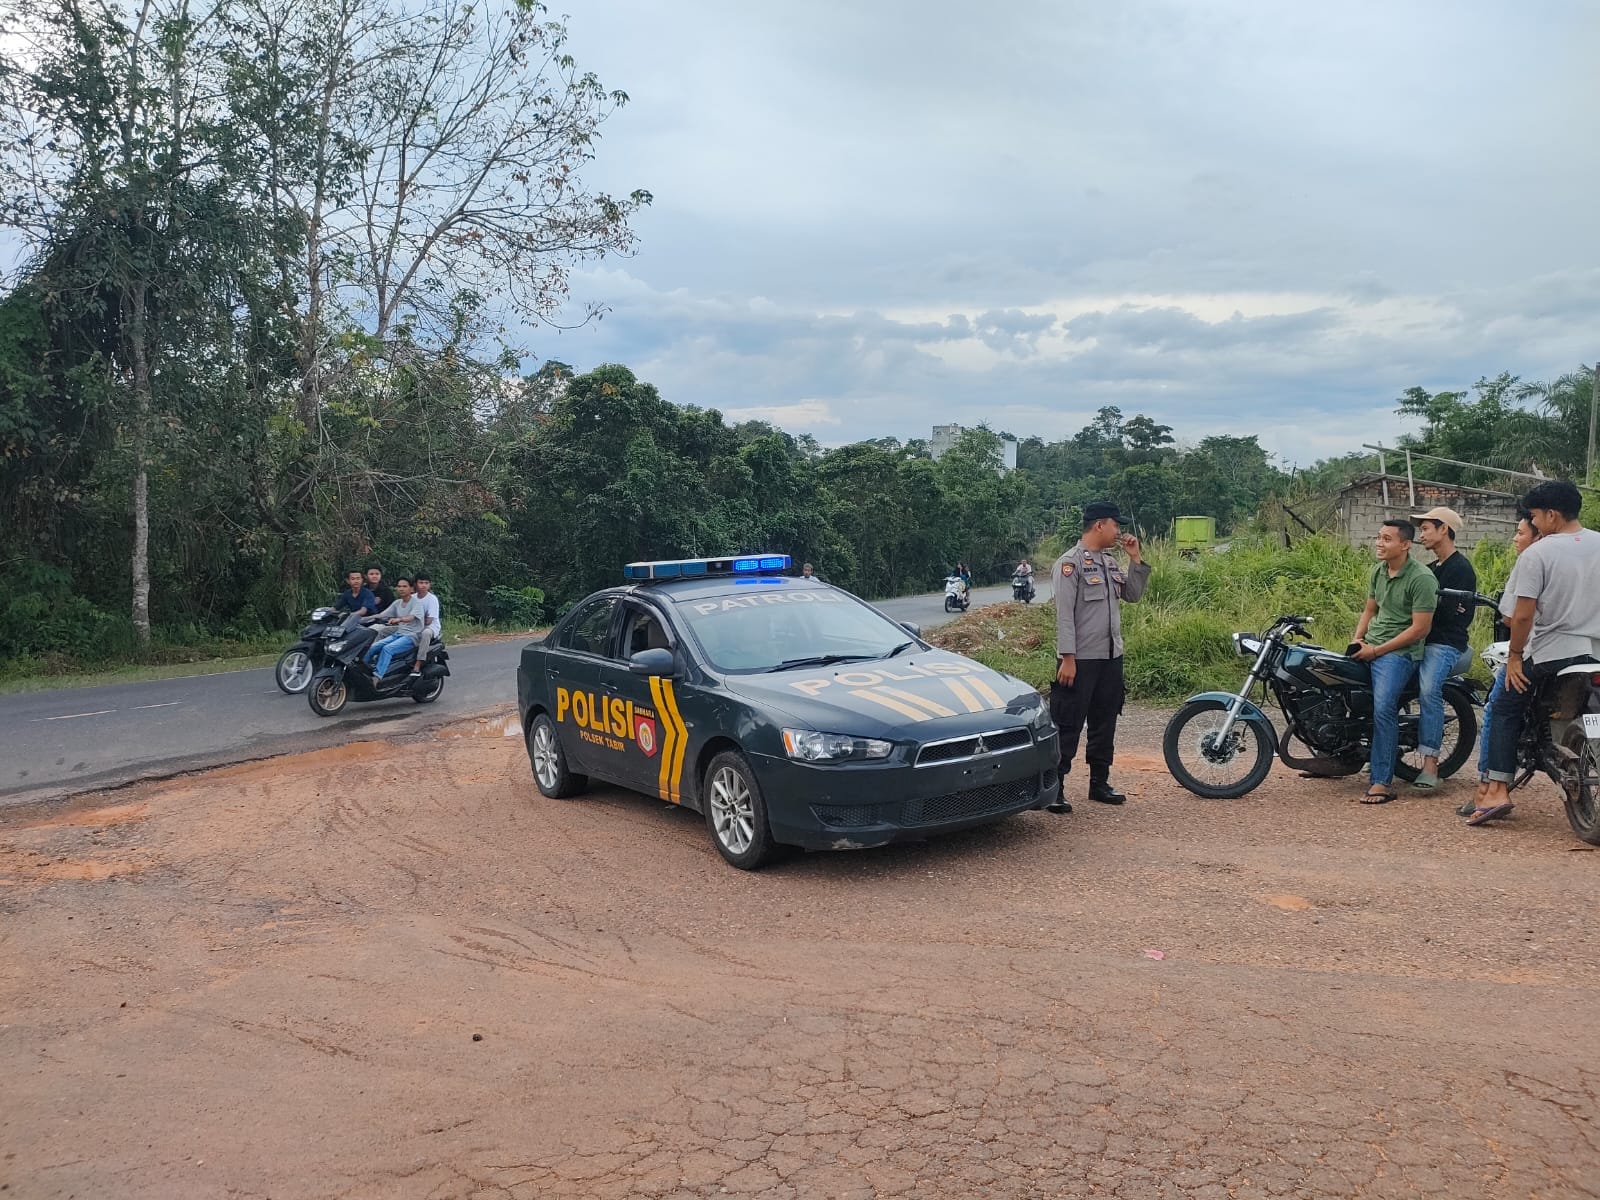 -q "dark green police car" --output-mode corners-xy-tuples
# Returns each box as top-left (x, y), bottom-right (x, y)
(515, 554), (1061, 869)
